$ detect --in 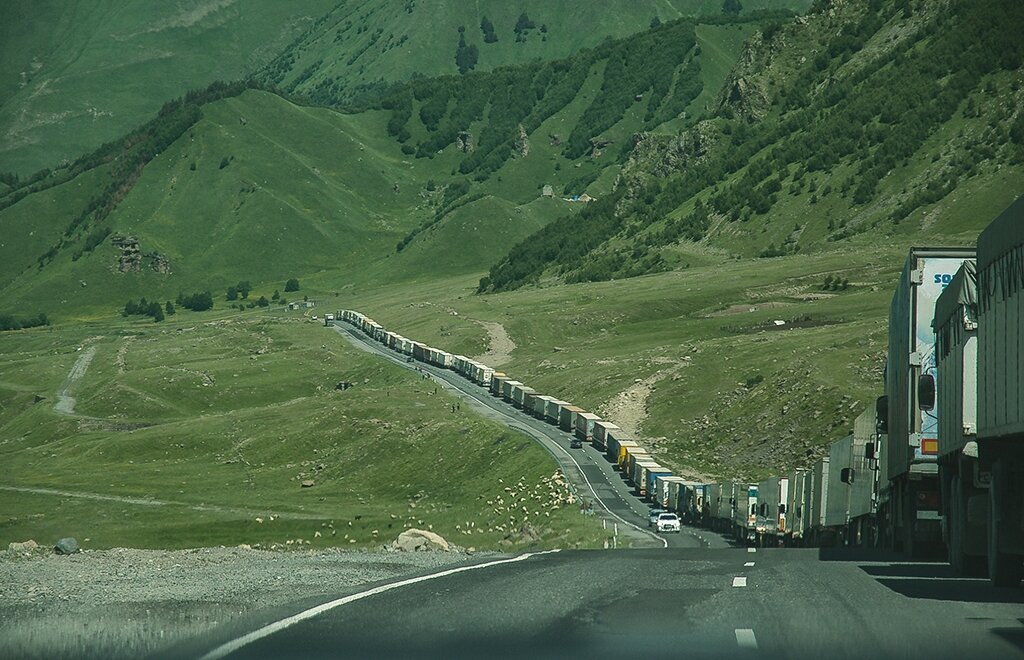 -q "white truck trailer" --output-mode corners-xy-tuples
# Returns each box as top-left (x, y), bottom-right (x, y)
(975, 198), (1024, 586)
(935, 259), (985, 576)
(881, 246), (975, 557)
